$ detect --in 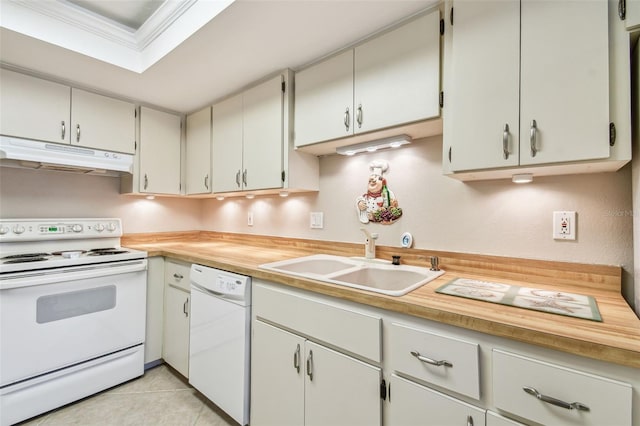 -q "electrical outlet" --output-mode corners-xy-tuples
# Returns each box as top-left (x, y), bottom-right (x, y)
(247, 211), (254, 227)
(310, 212), (324, 229)
(553, 211), (576, 240)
